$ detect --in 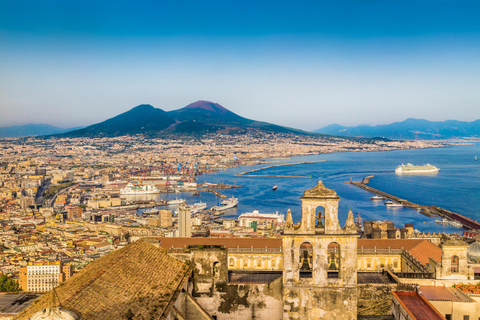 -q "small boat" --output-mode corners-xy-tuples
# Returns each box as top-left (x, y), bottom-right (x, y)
(143, 208), (159, 214)
(167, 198), (185, 205)
(435, 218), (450, 225)
(448, 220), (463, 228)
(272, 185), (278, 191)
(192, 192), (201, 196)
(370, 195), (384, 201)
(475, 156), (477, 161)
(385, 201), (403, 207)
